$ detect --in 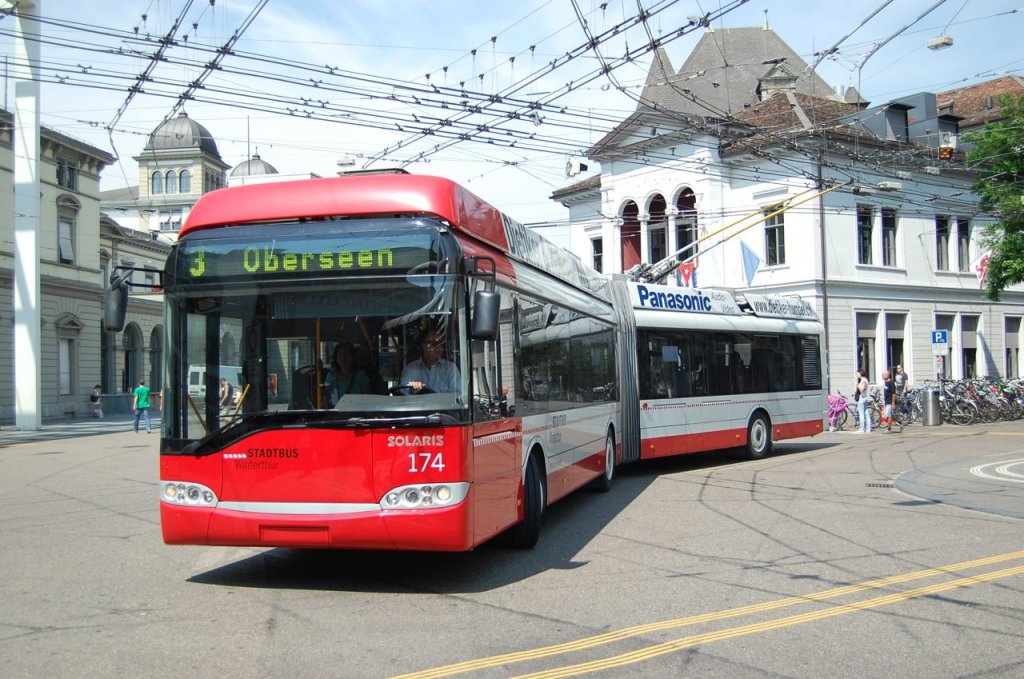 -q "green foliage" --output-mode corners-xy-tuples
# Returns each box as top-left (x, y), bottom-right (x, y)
(966, 93), (1024, 301)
